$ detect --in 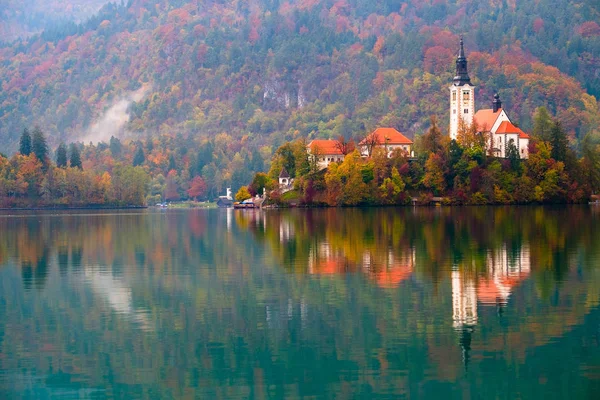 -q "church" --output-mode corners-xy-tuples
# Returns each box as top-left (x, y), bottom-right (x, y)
(449, 38), (530, 159)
